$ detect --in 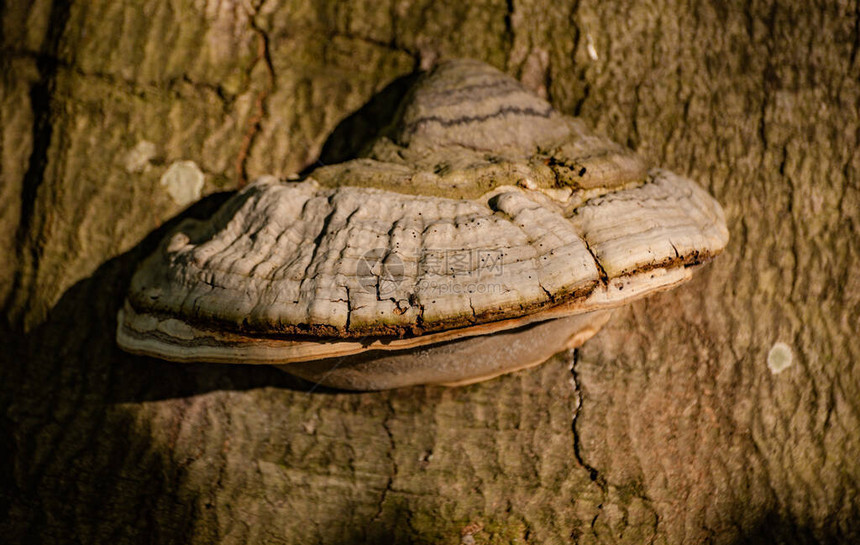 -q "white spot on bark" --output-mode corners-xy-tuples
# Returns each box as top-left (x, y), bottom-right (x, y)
(301, 418), (318, 435)
(160, 160), (204, 206)
(767, 342), (793, 374)
(586, 34), (599, 61)
(124, 140), (157, 173)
